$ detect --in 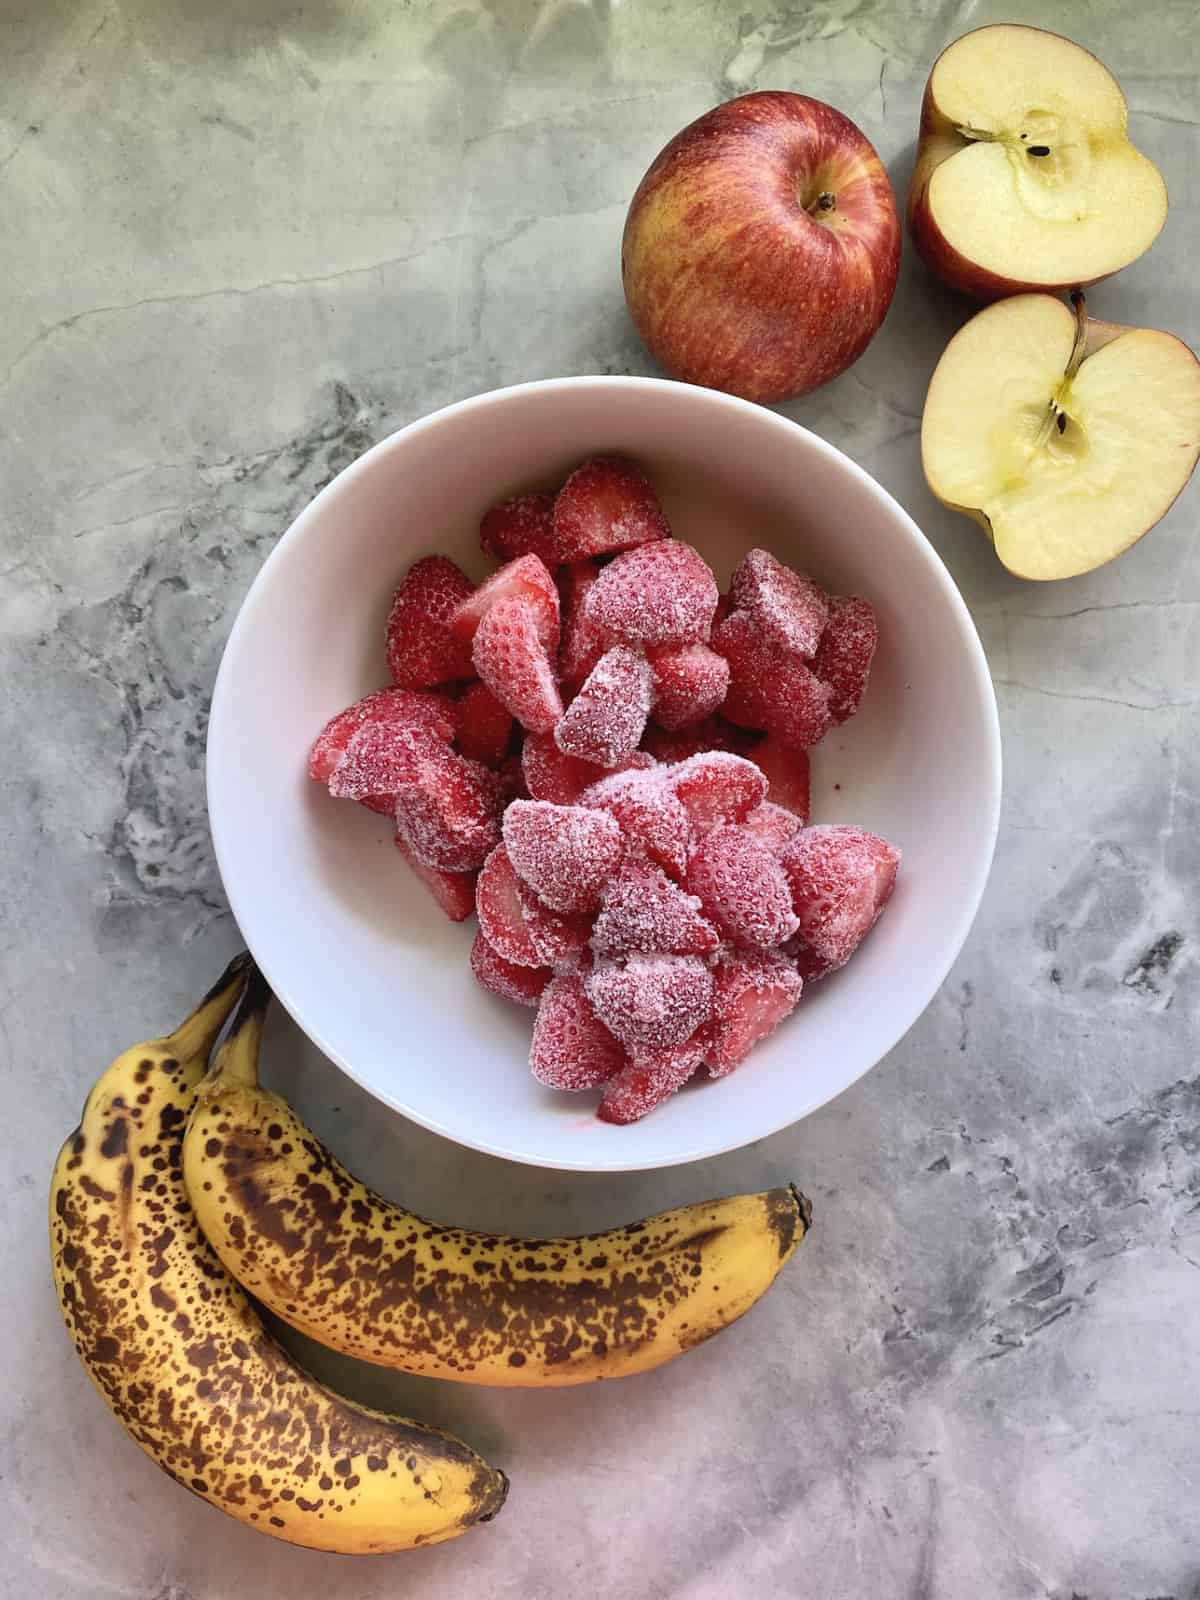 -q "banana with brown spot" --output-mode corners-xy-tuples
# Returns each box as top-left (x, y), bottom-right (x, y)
(183, 963), (811, 1388)
(49, 955), (507, 1553)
